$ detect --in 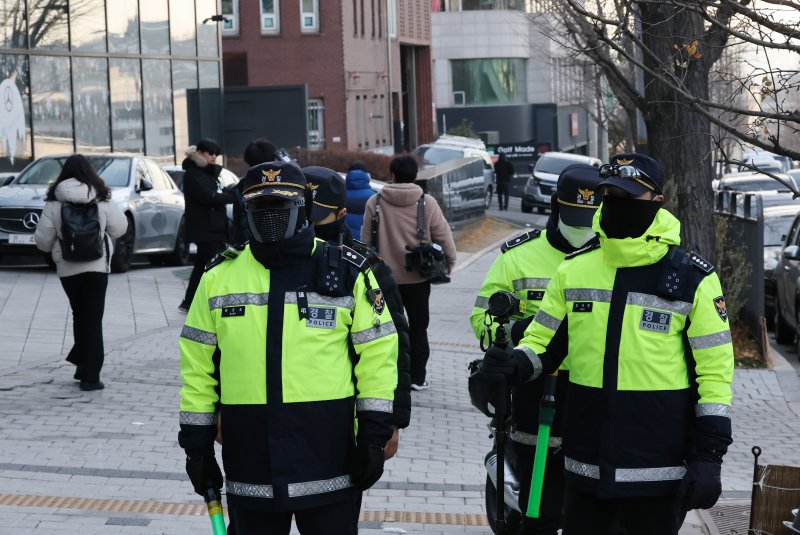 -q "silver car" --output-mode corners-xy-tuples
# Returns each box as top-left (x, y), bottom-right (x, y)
(0, 154), (188, 273)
